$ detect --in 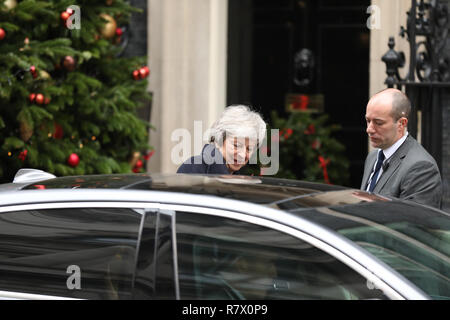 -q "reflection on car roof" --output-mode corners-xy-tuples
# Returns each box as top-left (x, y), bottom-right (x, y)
(16, 173), (392, 208)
